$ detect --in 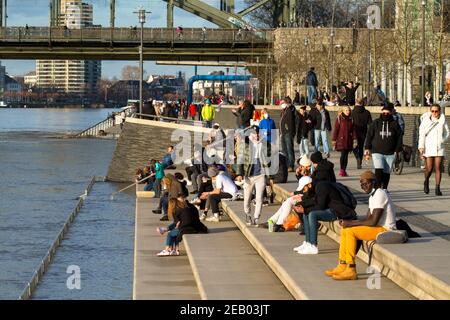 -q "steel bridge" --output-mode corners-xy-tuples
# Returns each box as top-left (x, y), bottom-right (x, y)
(0, 27), (273, 61)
